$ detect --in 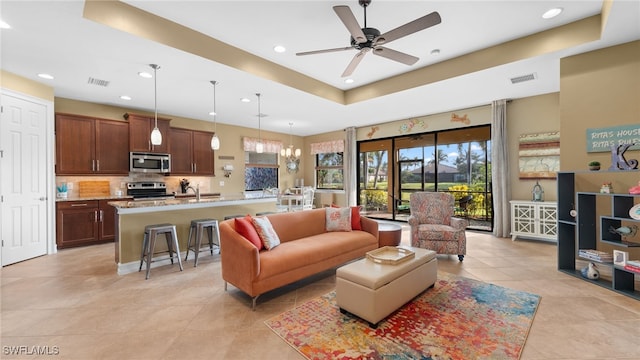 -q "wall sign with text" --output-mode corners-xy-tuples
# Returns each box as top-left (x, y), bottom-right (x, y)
(586, 125), (640, 153)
